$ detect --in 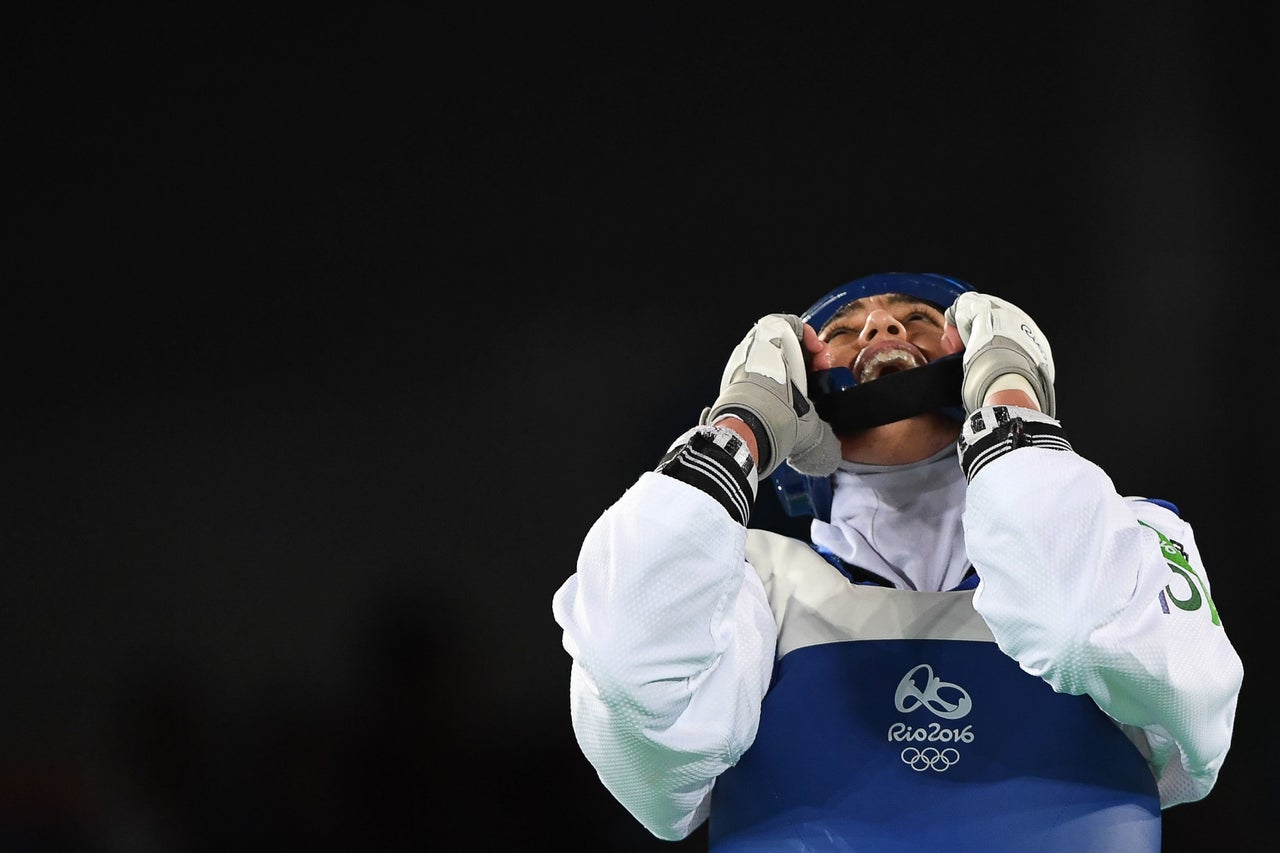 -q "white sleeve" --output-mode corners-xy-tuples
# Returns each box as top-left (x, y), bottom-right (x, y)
(958, 406), (1244, 808)
(551, 471), (777, 840)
